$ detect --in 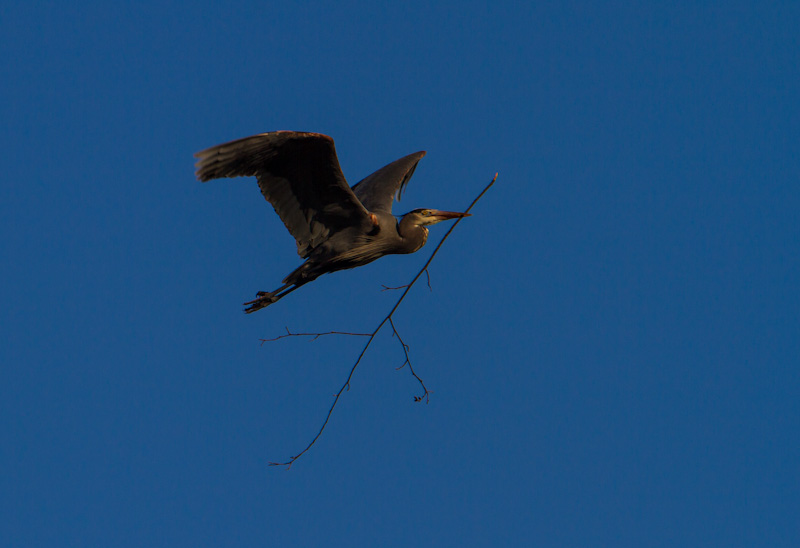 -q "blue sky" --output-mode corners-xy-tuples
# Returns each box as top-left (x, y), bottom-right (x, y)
(2, 1), (798, 546)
